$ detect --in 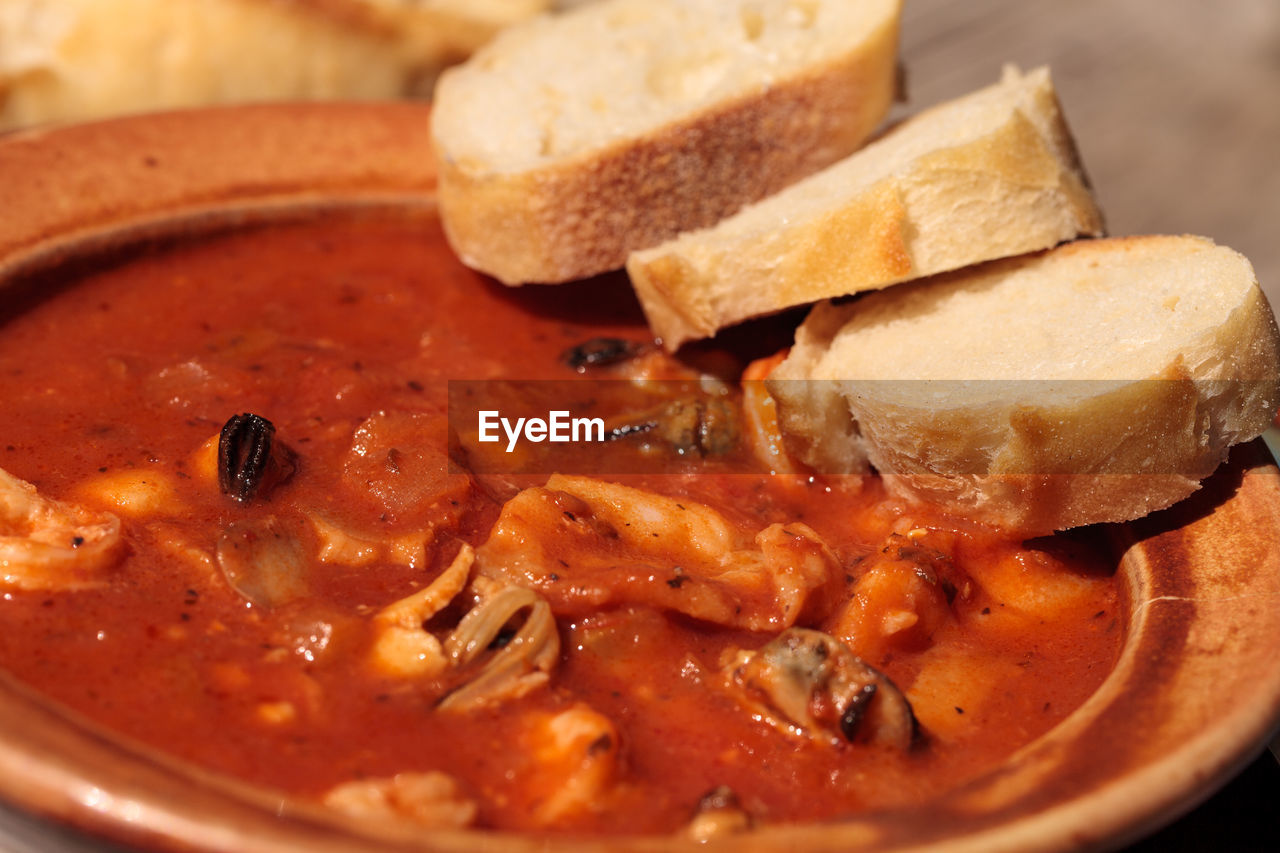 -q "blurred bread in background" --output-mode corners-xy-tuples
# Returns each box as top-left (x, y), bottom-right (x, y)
(0, 0), (555, 130)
